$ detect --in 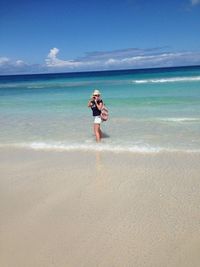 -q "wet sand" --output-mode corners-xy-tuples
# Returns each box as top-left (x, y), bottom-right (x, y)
(0, 148), (200, 267)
